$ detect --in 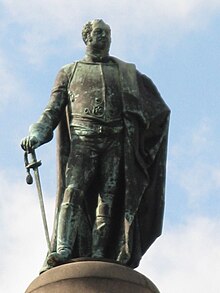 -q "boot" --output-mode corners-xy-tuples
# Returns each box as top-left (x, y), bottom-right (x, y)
(47, 187), (83, 266)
